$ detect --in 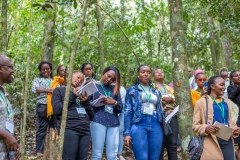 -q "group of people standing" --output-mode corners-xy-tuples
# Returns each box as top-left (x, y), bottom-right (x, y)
(189, 68), (240, 160)
(31, 61), (240, 160)
(31, 61), (182, 160)
(0, 54), (240, 160)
